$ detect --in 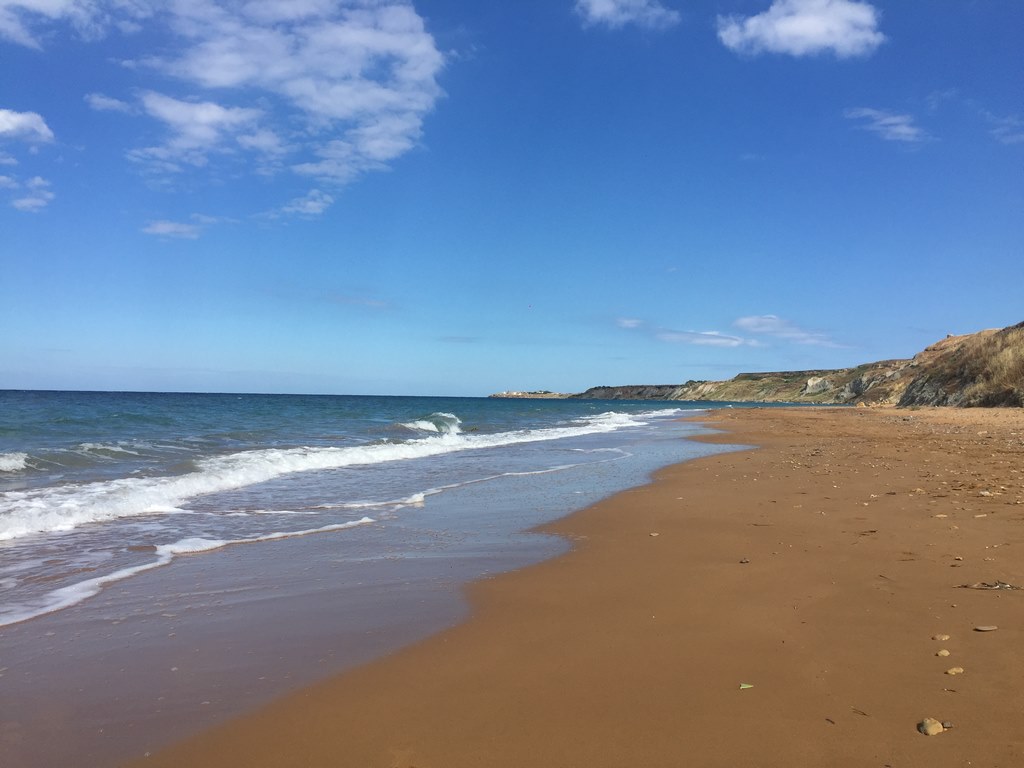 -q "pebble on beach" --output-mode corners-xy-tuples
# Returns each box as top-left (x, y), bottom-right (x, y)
(936, 649), (950, 657)
(932, 634), (951, 641)
(945, 667), (965, 676)
(918, 718), (945, 736)
(973, 625), (998, 632)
